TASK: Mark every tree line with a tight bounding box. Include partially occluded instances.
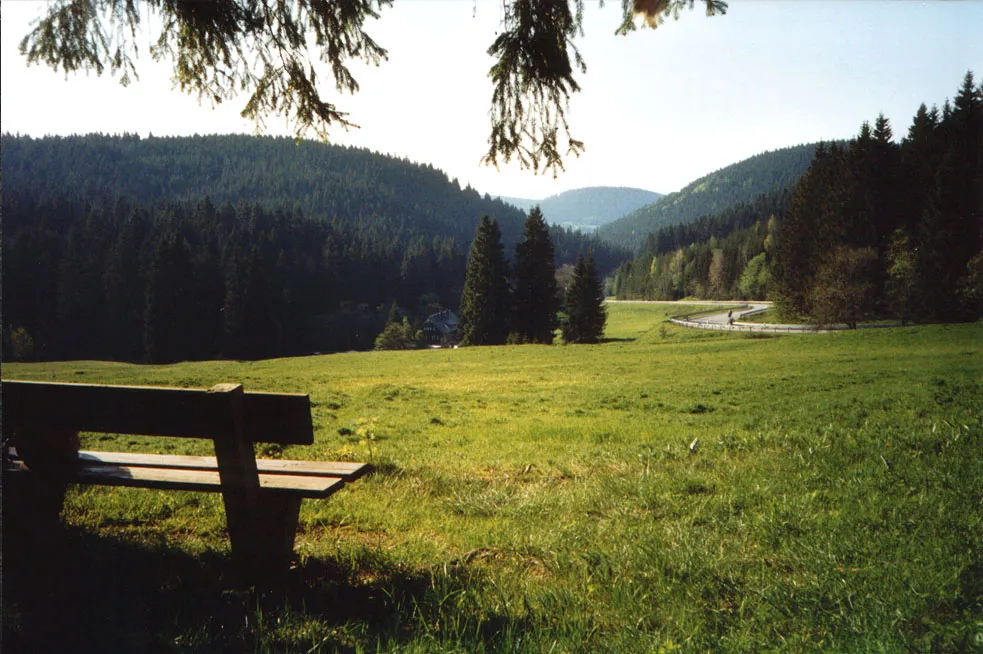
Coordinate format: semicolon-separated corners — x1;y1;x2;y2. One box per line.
459;209;605;346
772;72;982;325
2;195;458;361
597;143;816;252
613;72;982;326
612;191;784;301
2;192;617;363
378;208;607;349
0;133;627;274
2;134;628;363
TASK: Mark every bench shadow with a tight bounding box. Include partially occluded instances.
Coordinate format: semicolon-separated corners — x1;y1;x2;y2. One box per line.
3;518;529;653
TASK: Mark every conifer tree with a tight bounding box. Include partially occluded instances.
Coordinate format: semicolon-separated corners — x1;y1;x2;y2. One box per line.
914;71;983;321
562;251;606;343
144;232;195;363
873;113;893;143
906;104;938;149
223;245;277;359
772;143;841;314
459;216;511;346
513;206;559;343
56;217;112;358
103;212;149;361
774;72;981;324
901;103;940;235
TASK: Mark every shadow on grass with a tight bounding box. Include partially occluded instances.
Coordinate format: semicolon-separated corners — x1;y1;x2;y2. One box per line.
3;510;527;653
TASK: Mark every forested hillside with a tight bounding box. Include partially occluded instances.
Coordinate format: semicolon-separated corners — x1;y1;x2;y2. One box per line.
615;73;982;326
499;187;663;231
1;134;624;266
1;134;510;248
613;191;786;300
772;73;982;325
597;144;819;251
2;134;627;362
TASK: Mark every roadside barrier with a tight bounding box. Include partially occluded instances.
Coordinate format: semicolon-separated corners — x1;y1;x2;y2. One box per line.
668;315;903;334
667;317;830;334
673;304;750;322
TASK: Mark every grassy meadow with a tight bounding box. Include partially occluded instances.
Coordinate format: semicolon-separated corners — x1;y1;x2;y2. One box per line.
3;303;982;652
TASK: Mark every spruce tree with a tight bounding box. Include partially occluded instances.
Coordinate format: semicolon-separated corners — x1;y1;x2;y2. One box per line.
562;251;606;344
872;113;893;143
915;71;983;321
906;104;937;147
459;216;510;346
901;103;940;236
223;245;277;359
104;214;149;361
772;143;841;314
144;232;195;363
513;206;559;344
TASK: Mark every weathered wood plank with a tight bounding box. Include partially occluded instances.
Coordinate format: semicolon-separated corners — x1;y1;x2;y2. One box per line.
208;384;263;576
254;494;303;585
1;380;313;445
4;459;346;498
74;464;345;498
77;451;370;480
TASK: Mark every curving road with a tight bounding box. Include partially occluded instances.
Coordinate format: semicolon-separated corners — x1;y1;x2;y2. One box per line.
661;301;897;334
607;300;853;334
666;302;829;334
686;302;772;327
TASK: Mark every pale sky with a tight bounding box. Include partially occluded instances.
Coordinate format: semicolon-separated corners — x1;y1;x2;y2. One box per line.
2;1;981;199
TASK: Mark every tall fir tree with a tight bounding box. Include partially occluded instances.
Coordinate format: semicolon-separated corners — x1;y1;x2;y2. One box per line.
914;72;983;321
562;251;606;344
901;103;940;235
56;216;112;358
775;72;982;324
103;211;150;361
223;245;278;359
459;216;511;346
143;232;195;364
872;113;893;143
772;143;844;314
513;206;560;344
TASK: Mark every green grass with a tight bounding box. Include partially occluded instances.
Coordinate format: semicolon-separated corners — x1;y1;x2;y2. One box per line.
742;309;905;328
740;308;781;323
4;304;982;652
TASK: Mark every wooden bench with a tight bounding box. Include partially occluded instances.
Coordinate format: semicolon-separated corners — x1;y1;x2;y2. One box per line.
1;379;369;586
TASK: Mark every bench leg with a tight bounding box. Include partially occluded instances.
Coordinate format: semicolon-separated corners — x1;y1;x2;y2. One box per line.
259;493;303;574
228;493;302;587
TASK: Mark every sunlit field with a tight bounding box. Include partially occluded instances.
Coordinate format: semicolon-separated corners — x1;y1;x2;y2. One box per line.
4;303;981;652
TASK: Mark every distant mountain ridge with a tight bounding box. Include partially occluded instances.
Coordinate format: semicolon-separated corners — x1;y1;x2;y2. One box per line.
1;133;627;272
497;186;663;232
1;132;523;247
597;144;824;251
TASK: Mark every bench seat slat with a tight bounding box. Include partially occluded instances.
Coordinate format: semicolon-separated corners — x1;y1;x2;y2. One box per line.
75;463;346;498
4;460;345;498
78;451;370;481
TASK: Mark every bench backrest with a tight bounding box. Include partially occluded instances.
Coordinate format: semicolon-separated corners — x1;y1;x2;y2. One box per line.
1;380;314;445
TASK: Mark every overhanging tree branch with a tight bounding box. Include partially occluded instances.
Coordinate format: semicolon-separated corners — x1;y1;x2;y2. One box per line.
18;0;726;169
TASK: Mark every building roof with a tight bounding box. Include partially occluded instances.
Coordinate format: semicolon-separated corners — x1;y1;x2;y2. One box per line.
424;310;458;335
